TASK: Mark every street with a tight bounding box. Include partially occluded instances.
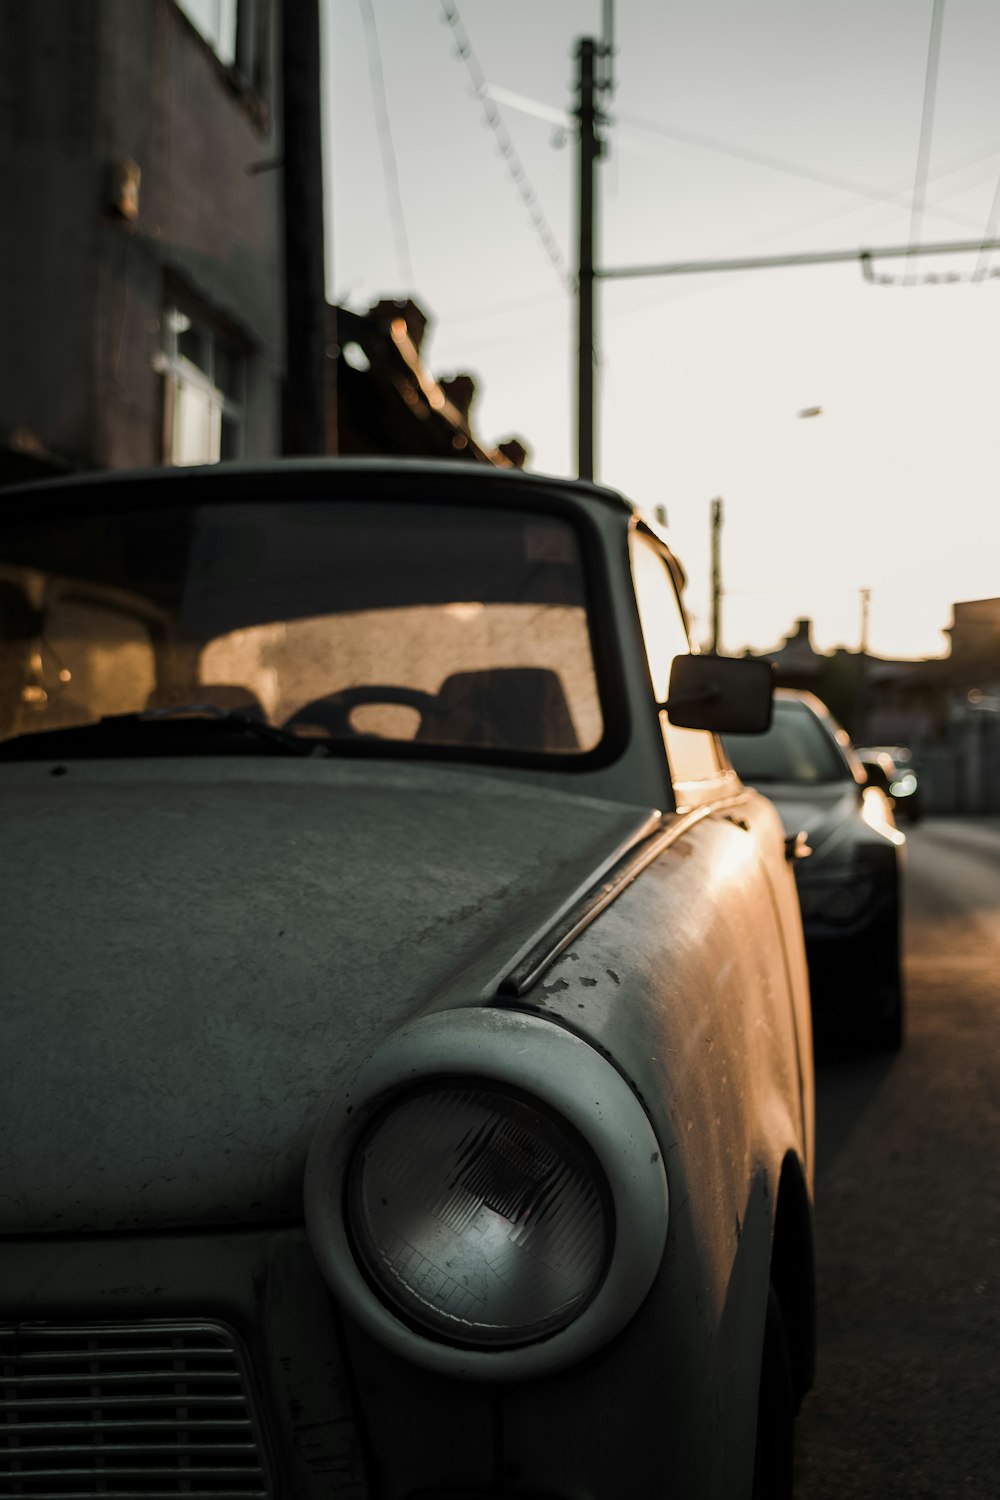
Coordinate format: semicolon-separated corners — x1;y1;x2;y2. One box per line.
796;818;1000;1498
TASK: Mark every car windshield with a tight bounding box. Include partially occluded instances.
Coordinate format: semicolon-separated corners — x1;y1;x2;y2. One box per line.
0;496;605;760
724;699;852;786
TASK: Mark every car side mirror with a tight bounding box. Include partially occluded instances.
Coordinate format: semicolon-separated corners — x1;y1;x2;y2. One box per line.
663;655;774;734
860;757;892;795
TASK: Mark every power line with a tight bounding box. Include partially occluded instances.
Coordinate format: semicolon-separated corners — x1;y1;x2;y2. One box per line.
358;0;413;287
439;1;571;289
619;109;939;220
498;83;1000;240
617;105;984;236
599;233;1000;283
906;0;946;276
871;201;1000;286
597;139;1000;320
431;306;572;361
443;290;568;326
971;172;1000;280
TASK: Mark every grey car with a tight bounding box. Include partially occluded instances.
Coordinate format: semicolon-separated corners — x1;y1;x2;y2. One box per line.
724;689;906;1051
1;459;814;1499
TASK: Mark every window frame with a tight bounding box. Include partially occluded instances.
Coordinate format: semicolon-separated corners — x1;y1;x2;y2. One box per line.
172;0;273;125
161;304;247;468
0;488;632;775
628;522;732;804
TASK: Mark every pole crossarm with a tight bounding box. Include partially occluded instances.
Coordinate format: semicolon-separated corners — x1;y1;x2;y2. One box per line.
598;236;1000;281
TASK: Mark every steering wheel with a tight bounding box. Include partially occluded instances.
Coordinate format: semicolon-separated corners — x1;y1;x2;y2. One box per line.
283;685;436;739
284;682;500;746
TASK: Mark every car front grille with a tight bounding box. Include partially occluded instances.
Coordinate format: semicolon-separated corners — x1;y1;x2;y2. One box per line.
0;1320;273;1497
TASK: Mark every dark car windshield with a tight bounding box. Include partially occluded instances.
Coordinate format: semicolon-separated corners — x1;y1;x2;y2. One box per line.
724;699;852;786
0;497;605;760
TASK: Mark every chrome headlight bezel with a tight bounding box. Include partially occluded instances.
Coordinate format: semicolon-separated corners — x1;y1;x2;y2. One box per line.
346;1077;614;1349
304;1007;669;1382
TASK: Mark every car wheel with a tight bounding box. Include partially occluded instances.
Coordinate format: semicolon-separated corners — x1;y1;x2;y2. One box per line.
752;1285;795;1500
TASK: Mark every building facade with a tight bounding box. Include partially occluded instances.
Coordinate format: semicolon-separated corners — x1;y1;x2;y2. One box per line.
0;0;284;483
751;604;1000;813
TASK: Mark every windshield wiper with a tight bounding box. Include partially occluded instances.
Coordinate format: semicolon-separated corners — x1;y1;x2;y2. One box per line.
139;705;329;756
0;706;332;760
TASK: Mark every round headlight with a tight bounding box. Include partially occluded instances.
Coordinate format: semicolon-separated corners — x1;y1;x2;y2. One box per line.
347;1084;610;1348
305;1007;669;1380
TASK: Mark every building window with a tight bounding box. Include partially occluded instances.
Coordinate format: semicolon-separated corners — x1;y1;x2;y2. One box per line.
161;306;245;467
174;0;238;65
174;0;270;95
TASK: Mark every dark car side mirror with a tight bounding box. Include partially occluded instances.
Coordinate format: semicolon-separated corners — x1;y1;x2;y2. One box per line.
663;655;774;735
859;756;892;795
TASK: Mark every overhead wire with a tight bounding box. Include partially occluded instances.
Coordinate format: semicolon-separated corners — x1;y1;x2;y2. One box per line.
905;0;946;278
617;104;982;235
439;1;571;290
358;0;414;288
490;82;1000;256
440;127;1000;336
434;8;1000;332
443;291;569;326
971;172;1000;280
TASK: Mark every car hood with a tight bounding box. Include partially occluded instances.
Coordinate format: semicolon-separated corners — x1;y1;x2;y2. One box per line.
748;780;861;861
0;757;655;1235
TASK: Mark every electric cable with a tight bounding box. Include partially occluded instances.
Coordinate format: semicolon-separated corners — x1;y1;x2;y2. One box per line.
444;291;569;326
619;109;925;207
358;0;414;288
439;1;571;289
906;0;946;277
971;171;1000;280
617;104;982;235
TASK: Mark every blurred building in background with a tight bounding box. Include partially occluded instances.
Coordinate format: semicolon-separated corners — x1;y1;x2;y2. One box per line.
0;0;285;483
0;4;527;484
327;297;529;468
750;600;1000;813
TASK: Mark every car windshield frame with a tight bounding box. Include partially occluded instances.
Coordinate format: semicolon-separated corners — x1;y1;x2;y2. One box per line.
0;469;631;772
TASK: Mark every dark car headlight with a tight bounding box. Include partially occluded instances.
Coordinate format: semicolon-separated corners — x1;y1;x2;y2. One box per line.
347;1083;610;1348
305;1008;668;1381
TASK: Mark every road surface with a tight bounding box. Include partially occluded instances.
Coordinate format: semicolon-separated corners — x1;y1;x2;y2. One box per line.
796;817;1000;1498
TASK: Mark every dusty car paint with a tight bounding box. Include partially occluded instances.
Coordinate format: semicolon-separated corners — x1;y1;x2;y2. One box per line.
1;757;656;1234
0;459;814;1500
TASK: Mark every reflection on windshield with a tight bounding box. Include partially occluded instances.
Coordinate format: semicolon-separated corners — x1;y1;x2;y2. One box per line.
0;499;604;759
724;701;851;785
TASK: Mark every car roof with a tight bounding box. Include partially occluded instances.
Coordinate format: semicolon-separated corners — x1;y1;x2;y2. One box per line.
0;456;638;517
773;687;831;717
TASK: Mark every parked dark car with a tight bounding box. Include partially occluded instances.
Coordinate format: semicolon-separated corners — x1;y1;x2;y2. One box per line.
724;688;906;1051
856;744;924;823
0;459;815;1500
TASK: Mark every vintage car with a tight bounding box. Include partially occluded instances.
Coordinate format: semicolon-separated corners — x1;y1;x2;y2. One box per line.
0;459;815;1500
724;689;906;1052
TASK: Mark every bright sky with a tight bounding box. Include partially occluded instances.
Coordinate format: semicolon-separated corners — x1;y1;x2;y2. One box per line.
323;0;1000;659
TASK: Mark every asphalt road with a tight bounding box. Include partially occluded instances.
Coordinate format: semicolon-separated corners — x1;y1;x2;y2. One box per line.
795;817;1000;1499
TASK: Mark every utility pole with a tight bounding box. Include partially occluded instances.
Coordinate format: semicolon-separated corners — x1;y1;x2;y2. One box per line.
574;9;613;480
281;0;328;455
859;588;871;654
710;498;723;653
575;37;598;481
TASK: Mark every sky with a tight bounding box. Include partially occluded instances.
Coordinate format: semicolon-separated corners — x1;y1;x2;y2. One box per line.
322;0;1000;659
